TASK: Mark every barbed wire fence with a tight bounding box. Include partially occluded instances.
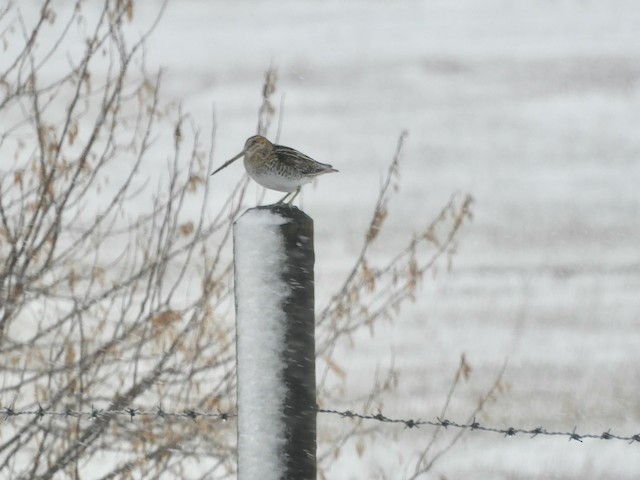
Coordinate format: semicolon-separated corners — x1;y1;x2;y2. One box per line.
2;404;639;444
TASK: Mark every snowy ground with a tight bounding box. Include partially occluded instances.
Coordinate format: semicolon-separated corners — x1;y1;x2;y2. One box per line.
11;0;640;478
137;1;640;478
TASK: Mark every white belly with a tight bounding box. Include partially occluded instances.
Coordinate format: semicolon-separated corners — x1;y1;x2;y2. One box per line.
244;160;310;192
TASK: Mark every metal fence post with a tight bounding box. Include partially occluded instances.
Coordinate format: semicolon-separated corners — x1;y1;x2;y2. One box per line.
233;204;316;480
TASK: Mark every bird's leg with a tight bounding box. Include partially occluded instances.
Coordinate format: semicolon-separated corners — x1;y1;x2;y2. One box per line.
286;187;301;205
277;191;293;204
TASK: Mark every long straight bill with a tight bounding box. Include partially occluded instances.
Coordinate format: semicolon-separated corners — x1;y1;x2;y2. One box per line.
211;151;245;176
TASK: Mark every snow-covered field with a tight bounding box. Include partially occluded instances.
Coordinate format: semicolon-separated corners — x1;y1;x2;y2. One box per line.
137;1;640;478
8;0;640;478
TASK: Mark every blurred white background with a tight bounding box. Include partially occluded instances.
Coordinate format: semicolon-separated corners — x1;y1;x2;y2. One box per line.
143;1;640;478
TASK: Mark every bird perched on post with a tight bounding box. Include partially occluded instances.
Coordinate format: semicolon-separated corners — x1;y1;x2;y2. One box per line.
210;135;338;204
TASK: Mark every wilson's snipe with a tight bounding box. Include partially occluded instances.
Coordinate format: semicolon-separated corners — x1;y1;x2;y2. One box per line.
210;135;337;204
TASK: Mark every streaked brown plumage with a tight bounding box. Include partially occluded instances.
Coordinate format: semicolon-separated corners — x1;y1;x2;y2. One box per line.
211;135;337;204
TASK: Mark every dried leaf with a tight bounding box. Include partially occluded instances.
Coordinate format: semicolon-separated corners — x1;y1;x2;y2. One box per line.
68;268;78;291
366;207;387;243
407;253;420;296
324;356;347;380
187;175;204;192
93;266;106;286
82;71;91;93
46;181;55;200
14;169;24;187
424;226;439;246
65;344;76;366
461;354;472;381
262;68;277;98
9;284;23;302
151;310;182;329
361;261;375;292
68;122;78;145
179;222;194;236
333;446;341;460
43;8;56;24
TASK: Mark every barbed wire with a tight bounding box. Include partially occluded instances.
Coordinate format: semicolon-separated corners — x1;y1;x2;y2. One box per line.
318;408;640;444
0;404;234;423
2;404;639;444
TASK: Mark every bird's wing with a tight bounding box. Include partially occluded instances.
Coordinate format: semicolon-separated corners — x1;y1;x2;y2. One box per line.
273;145;335;175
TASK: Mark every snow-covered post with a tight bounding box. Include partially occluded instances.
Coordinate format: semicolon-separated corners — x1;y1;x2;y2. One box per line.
233;204;316;480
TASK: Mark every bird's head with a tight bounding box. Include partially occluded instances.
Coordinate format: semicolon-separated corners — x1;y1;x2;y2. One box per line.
211;135;273;176
243;135;272;155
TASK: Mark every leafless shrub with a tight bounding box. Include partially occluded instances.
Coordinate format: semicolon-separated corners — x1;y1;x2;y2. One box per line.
1;2;239;478
0;2;477;479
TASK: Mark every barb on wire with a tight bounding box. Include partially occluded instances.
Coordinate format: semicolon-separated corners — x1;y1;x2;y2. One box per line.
317;408;640;444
